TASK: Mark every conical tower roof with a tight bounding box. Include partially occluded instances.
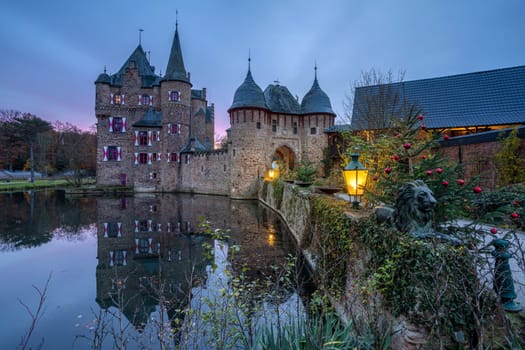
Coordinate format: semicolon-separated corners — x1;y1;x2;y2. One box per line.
301;67;335;115
164;24;189;82
230;64;267;110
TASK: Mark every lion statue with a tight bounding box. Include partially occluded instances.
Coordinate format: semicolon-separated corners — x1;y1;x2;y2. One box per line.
393;180;437;237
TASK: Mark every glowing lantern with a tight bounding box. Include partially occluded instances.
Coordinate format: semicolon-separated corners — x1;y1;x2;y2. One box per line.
343;154;368;208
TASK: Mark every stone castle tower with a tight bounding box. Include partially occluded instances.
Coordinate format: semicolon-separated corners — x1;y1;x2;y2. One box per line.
95;23;214;191
95;24;336;198
228;63;336;197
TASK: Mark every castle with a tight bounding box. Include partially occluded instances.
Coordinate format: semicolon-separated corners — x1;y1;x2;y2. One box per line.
95;24;336;198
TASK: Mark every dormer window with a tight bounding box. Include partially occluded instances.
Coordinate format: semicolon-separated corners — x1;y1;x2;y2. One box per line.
169;90;181;102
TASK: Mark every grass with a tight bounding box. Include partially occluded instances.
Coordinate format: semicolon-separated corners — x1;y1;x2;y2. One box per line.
0;178;95;192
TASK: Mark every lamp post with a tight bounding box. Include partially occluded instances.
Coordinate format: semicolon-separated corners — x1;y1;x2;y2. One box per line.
343;153;368;209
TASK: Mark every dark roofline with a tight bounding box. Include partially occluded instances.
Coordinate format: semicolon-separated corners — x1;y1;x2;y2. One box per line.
356;64;525;91
439;126;525;147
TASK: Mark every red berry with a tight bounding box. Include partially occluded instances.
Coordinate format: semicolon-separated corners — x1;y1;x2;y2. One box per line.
426;170;433;176
373;175;378;181
442;180;449;187
435;167;443;174
392;154;400;161
490;228;497;234
421;124;427;130
417;114;424;121
443;134;450;141
511;212;519;219
457;179;465;186
396;133;402;138
384;167;392;174
403;143;412;150
473;186;482;194
420;155;427;160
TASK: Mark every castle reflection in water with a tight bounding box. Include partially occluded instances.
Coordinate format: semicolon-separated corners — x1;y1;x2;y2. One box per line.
94;193;302;332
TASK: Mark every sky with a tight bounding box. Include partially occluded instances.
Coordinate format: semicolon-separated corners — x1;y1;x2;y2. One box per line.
0;0;524;136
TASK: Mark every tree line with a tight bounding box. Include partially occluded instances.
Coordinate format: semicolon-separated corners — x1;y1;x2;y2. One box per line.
0;109;96;181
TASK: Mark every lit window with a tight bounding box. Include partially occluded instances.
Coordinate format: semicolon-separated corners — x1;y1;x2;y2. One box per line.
169;91;181;102
139;131;148;146
113;94;122;105
310;127;317;135
108;146;119;161
139;153;148;164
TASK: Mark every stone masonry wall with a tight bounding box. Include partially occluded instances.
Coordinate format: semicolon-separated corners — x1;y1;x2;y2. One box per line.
177;150;230;195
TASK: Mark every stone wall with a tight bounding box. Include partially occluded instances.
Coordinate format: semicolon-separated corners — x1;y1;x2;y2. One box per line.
258;181;431;349
177;150;230;195
440;127;525;190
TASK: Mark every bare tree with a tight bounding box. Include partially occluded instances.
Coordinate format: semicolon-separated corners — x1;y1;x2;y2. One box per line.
343;68;406;130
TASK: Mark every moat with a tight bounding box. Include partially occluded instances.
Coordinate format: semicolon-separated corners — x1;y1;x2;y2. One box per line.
0;190;312;349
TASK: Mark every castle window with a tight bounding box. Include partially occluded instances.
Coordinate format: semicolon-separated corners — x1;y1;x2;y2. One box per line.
310;127;317;135
171;153;179;162
170;124;180;134
112;94;122;105
138;220;148;231
140;94;151;106
139;131;148;146
139;239;149;254
256;122;261;129
114;250;126;266
152;153;158;162
169;90;181;102
272;120;277;132
111;117;125;133
139;153;148;164
107;222;120;238
107;146;120;161
293;122;298;134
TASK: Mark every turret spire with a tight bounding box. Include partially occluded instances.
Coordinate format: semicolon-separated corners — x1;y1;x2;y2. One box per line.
164;16;189;82
248;49;251;72
138;28;144;45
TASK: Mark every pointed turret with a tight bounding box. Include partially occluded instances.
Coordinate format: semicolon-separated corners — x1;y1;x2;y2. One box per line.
229;58;267;110
164;23;189;83
301;65;335;115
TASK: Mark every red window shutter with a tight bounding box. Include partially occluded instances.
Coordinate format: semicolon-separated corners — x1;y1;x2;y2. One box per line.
103;222;108;237
103;146;108;161
110;93;114;104
122;117;127;132
167;123;171;134
134;131;139;146
178;124;182;134
148;153;152;165
108;117;113;132
166;153;170;163
156;131;161;142
149;95;153;106
134;152;138;165
121;94;125;105
157;152;161;161
117;146;122;161
148;131;152;146
138;95;142;106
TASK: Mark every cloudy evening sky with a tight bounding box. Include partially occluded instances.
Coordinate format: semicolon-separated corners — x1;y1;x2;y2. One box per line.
0;0;524;136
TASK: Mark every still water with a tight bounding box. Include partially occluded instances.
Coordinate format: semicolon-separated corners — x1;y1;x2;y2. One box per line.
0;190;310;349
